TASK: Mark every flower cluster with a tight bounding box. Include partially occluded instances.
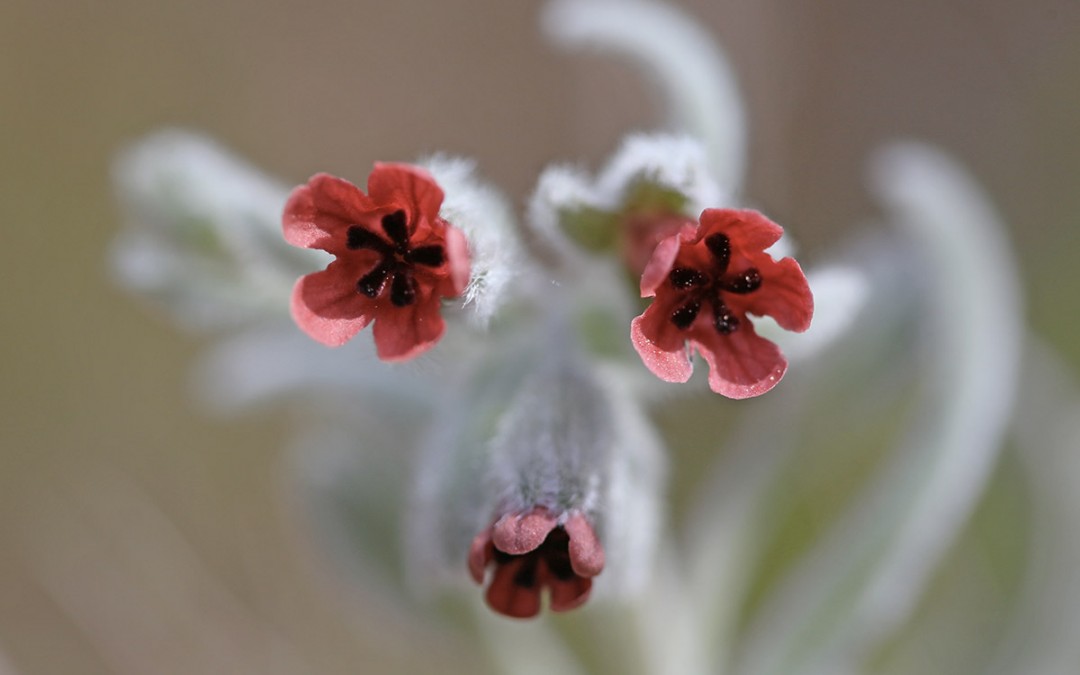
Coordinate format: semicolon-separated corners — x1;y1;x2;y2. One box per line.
110;1;1039;672
284;168;812;399
114;0;823;627
276;150;813;616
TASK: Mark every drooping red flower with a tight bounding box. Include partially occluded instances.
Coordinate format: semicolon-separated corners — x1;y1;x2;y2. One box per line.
468;508;605;619
630;208;813;398
283;164;470;361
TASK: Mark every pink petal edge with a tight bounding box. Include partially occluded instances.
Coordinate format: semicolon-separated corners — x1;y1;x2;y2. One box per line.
695;328;788;399
370;298;446;362
281;184;326;249
468;532;492;584
491;510;558;556
631;314;693;383
444;224;471;296
639;232;682;297
743;256;814;333
563;512;605;577
485;561;542;619
289;271;372;347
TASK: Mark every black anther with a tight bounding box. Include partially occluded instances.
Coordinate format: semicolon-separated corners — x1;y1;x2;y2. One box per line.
356;264;390;297
407;245;445;267
722;268;762;294
669;267;708;289
704;233;731;271
671;300;701;329
389;272;417;307
381;210;409;246
714;304;740;334
346;226;390;252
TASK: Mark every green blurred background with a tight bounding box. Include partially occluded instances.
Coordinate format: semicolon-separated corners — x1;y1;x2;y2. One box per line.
2;0;1078;672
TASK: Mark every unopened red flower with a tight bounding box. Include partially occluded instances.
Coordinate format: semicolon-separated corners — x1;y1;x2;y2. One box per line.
631;208;813;398
283;164;469;361
468;508;605;619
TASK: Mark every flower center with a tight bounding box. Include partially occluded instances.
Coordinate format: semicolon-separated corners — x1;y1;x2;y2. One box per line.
492;527;576;589
667;233;762;334
345;210;446;307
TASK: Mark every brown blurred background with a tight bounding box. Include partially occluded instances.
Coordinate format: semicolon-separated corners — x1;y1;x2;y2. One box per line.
1;0;1078;672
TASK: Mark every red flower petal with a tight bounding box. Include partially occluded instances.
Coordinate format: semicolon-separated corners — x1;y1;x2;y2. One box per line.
370;294;447;362
700;208;783;253
740;255;814;332
548;576;593;613
290;261;378;346
468;532;494;584
281;184;325;249
631;312;693;383
491;509;559;556
282;174;375;251
367;163;444;231
309;173;378;223
693;321;788;398
563;512;605;577
639;228;687;297
485;559;543;619
444;224;471;296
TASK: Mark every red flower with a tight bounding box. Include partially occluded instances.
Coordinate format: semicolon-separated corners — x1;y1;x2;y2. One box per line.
468;508;605;619
283;164;470;361
630;209;813;398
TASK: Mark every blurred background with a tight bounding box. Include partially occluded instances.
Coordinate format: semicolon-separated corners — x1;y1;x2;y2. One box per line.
2;0;1078;673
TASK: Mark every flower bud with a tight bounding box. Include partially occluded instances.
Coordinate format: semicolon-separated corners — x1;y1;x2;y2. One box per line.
407;328;665;617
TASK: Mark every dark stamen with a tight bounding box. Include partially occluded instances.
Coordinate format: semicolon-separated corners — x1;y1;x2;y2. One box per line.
547;557;576;581
346;226;390;252
381;210;409;246
513;557;540;589
389;271;417;307
721;268;762;294
714;303;740;334
406;245;445;267
705;233;731;272
671;300;701;329
356;264;390;298
543;531;576;581
669;267;708;289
